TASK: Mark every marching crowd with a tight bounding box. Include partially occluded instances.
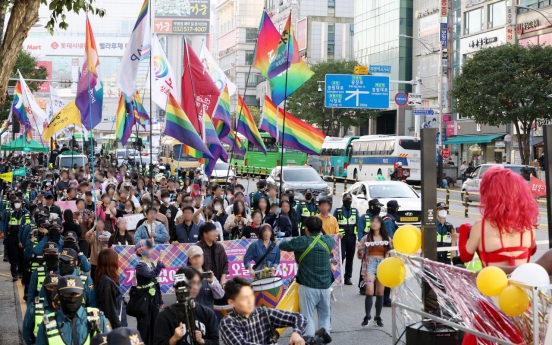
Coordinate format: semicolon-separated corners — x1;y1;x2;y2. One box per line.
0;149;431;345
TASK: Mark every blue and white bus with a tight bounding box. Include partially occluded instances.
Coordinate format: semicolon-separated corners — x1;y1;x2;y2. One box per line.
347;135;421;182
316;136;359;177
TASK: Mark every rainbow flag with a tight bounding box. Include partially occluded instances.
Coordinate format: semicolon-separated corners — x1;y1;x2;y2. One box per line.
216;120;246;155
236;95;266;155
12;82;30;128
182;144;207;159
253;12;313;105
132;91;150;128
261;96;325;155
25;125;33;143
164;93;213;159
0;117;10;136
203;111;228;177
115;93;135;145
212;83;232;139
267;15;295;79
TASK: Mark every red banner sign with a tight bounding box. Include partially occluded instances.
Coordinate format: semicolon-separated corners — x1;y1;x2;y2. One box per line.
530;176;546;198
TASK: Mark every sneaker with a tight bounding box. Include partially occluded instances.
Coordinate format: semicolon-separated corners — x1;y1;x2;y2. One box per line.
344;279;353;285
374;317;384;327
361;316;371;326
383;302;392;308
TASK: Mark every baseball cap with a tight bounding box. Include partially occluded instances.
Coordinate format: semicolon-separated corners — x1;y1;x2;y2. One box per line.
39;219;52;228
192;184;200;190
43;242;59;254
91;334;108;345
369;199;384;207
191;191;202;198
436;202;448;210
187;245;204;259
229;176;236;181
44;274;61;288
342;192;353;200
57;275;84;295
44;192;54;199
30;181;37;187
59;248;78;262
64;231;78;242
107;327;144;345
387;200;400;208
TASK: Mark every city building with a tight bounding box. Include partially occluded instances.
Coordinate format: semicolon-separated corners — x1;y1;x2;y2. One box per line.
353;0;414;136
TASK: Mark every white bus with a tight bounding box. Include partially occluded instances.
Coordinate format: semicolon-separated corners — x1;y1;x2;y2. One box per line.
347;135;421;183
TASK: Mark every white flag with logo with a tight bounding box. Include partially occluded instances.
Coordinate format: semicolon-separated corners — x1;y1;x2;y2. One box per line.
49;85;66;115
199;42;237;96
146;34;177;110
116;0;151;97
18;70;46;130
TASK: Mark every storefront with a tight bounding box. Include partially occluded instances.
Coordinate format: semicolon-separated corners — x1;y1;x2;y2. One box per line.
444;133;506;166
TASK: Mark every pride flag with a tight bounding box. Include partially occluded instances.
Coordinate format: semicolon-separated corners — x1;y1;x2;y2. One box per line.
216;120;246;155
12;82;30;128
115;93;136;145
25;126;33;143
132;91;150;128
0;117;10;136
164;93;213;159
76;17;104;131
267;15;294;79
236;95;266;155
203;111;228;177
261;96;325;155
253;12;313;105
212;83;232;139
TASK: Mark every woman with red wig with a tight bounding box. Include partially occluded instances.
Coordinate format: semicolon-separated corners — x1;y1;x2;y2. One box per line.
459;166;539;345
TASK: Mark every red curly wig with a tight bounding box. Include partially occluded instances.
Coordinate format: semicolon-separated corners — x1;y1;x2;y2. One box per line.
480;166;539;234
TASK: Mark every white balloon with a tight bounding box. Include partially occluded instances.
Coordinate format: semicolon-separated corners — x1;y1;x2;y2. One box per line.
510;263;549;288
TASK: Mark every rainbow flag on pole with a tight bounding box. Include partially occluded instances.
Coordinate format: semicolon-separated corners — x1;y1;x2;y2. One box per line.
261;96;325;155
212;83;232;139
12;82;30;128
203;111;228;177
115;93;136;145
132;91;150;128
164;93;213;159
0;117;10;136
236;95;266;155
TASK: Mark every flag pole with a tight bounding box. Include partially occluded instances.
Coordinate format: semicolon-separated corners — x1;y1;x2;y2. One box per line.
149;0;154;202
278;18;291;199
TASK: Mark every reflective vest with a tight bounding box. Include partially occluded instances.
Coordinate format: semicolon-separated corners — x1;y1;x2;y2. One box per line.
43;308;101;345
25;190;31;200
336;208;358;236
33;298;46;336
36;267;47;293
465;253;482;272
8;212;24;234
437;223;453;259
299;202;318;229
364;216;371;234
28;232;43;276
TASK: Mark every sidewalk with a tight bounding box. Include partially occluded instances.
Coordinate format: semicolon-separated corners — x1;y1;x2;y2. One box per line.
0;243;24;344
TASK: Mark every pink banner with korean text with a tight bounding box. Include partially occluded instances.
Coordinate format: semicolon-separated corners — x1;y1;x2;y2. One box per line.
113;236;343;296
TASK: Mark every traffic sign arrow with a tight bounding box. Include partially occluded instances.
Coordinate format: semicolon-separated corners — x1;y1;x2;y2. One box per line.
344;90;371;106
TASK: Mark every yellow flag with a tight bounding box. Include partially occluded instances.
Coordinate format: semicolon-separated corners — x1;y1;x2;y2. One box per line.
42;101;83;142
0;172;13;183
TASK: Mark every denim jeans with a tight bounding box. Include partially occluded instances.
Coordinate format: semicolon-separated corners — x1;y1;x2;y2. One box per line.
299;284;331;337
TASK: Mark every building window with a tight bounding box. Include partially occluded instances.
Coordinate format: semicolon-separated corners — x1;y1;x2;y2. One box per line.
327;43;335;60
327;24;335;44
246;28;258;43
121;21;133;33
464;8;483;35
488;1;506;29
328;1;335;8
245;50;255;65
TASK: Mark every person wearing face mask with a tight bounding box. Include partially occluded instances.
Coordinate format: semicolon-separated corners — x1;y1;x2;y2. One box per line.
53;248;96;306
436;202;457;265
356;199;383;295
34;275;110;345
2;197;28;281
333;193;362;286
22;274;60;345
296;189;319;236
62;230;92;274
109;218;135;247
159;190;178;235
27;242;59;305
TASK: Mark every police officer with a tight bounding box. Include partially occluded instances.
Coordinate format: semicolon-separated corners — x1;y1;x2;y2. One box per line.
436;202;457;265
357;199;383;295
382;200;399;238
53;248;96;307
296;189;319;236
28;242;59;305
22;274;60;345
333;192;362;285
21;211;42;300
35;275;110;345
249;179;268;210
3;197;29;281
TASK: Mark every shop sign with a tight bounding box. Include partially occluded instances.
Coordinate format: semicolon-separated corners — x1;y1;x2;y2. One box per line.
417;6;440;18
441;0;448;16
495;141;505;148
506;26;515;44
465;0;489;8
468;37;497;48
516;19;539;35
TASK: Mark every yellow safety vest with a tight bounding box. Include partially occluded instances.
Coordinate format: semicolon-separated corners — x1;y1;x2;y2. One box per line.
43;308;101;345
336;208;358;236
33;298;46;336
299;202;318;229
364;216;371;233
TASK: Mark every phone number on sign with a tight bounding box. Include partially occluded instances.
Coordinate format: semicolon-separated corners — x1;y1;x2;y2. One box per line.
172;21;209;33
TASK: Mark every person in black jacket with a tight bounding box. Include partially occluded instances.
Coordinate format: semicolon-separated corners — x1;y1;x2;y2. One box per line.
153;266;219;345
62;209;82;238
96;248;127;329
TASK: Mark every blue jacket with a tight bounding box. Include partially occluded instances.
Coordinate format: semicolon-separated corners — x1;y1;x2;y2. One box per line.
1;208;29;236
22;298;54;345
134;221;169;244
35;306;109;345
32;236;91;272
244;240;280;270
357;213;375;241
28;268;96;307
333;207;363;236
383;213;397;238
20;222;35;255
266;214;292;238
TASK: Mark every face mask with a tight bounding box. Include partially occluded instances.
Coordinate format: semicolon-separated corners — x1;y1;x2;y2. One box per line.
49;229;61;243
305;193;312;201
438;210;448;218
125;208;133;213
44;255;58;269
343;200;352;208
59;262;75;276
163;198;170;204
214;205;221;211
14;203;21;209
275;208;281;215
60;295;83;317
45;288;55;308
372;207;381;215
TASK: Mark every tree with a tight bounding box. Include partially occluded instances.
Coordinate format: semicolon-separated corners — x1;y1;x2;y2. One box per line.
286;60;379;135
0;49;48;121
231;105;262;128
0;0;104;109
451;44;552;165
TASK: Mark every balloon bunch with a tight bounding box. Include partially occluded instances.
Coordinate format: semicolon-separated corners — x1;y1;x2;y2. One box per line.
377;225;421;288
476;263;549;316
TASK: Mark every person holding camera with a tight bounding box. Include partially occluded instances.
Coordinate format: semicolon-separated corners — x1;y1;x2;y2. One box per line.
220;277;306;345
186;245;225;310
153;266;219;345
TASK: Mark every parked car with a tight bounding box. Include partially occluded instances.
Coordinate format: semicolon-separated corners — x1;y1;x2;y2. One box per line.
461;164;537;201
346;180;421;226
55;154;88;170
208;160;236;185
115;149;138;166
267;166;331;202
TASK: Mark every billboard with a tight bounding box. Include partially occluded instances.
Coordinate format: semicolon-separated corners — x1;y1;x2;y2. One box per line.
36;61;52;93
418;14;439;38
154;0;210;34
297;18;308;51
23;36;129;57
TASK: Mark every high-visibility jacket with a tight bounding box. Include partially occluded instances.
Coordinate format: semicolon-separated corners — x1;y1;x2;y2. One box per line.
42;308;105;345
336;208;358;236
465;253;482;272
299;201;318;229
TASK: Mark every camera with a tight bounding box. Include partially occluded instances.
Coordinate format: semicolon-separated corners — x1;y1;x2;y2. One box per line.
201;272;211;279
174;273;191;305
307;328;332;345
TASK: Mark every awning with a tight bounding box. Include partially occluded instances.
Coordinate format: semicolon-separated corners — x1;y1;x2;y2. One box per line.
444;134;504;145
532;137;543;146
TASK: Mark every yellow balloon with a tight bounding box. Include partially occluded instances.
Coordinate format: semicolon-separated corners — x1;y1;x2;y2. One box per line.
393;225;421;255
476;267;508;297
377;257;406;288
498;285;529;317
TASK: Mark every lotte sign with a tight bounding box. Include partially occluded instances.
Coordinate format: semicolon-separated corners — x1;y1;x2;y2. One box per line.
441;148;451;159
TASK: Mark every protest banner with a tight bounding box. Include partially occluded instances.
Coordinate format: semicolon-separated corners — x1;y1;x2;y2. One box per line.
123;213;144;230
113;235;343;296
55;200;77;213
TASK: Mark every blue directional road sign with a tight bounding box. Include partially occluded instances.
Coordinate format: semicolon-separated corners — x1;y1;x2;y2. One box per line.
325;74;390;109
413;109;435;116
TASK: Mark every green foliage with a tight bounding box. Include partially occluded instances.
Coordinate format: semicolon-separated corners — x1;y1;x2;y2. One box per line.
0;50;48;121
286;60;379;135
451;44;552;164
41;0;105;34
231;106;262;128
